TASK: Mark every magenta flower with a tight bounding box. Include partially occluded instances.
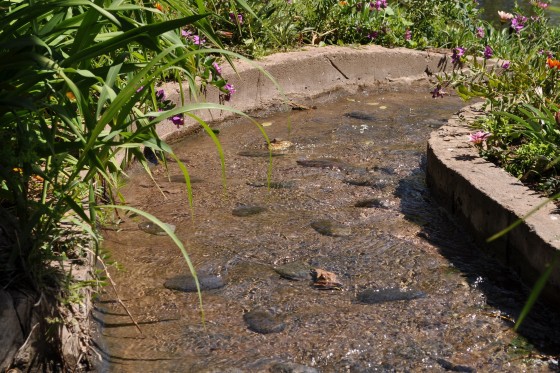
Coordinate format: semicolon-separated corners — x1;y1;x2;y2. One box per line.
181;29;192;38
136;86;144;93
430;85;446;99
452;47;465;65
229;12;243;24
404;29;411;41
171;114;184;127
476;27;485;38
212;62;222;75
225;83;236;95
501;60;511;69
511;15;527;33
370;0;387;10
192;35;205;45
156;89;166;101
483;45;493;59
468;131;491;145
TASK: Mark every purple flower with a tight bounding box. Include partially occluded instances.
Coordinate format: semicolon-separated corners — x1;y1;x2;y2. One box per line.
430;85;446;99
468;131;491;145
452;47;465;65
229;12;243;24
181;29;192;38
404;29;411;41
483;45;493;59
476;27;485;38
136;86;144;93
511;15;527;33
212;62;222;75
171;114;184;127
501;60;511;69
156;89;166;101
370;0;387;10
225;83;236;95
192;35;205;45
367;31;379;40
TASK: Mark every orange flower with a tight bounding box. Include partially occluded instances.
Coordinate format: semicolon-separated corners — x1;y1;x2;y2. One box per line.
154;2;163;11
547;58;560;69
339;1;348;5
65;91;76;101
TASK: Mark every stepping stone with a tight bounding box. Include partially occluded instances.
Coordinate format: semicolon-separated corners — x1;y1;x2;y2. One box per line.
310;219;351;237
164;274;224;292
357;287;425;304
243;308;285;334
232;205;267;217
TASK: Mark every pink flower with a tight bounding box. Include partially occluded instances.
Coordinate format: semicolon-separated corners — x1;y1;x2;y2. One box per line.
192;35;205;45
501;60;511;69
468;131;491;144
498;11;514;22
404;29;411;41
476;27;485;38
212;62;222;75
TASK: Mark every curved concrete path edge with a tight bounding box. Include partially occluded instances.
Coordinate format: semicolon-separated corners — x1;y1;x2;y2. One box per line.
158;44;560;305
426;103;560;306
157;45;451;141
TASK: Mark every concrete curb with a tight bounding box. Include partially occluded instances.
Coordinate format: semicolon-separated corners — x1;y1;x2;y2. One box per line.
426;103;560;306
157;45;451;141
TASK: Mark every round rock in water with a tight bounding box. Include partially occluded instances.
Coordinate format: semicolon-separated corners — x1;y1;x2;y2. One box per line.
270;361;320;373
274;261;313;281
243;308;285;334
138;221;176;236
357;287;425;304
164;274;224;292
354;198;389;209
232;205;267;217
310;219;352;237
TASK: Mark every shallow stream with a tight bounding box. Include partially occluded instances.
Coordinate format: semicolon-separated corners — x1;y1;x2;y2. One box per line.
94;84;560;372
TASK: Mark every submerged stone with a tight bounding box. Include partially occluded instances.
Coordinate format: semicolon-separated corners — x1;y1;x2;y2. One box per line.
232;205;267;217
354;198;389;209
268;138;294;151
247;180;295;189
344;111;376;121
138;221;176;236
270;361;320;373
274;261;313;281
357;287;425;304
243;308;285;334
238;150;285;158
297;158;359;173
310;219;352;237
164;274;224;292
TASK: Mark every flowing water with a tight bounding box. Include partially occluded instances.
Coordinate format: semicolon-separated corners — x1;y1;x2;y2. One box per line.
94;84;560;372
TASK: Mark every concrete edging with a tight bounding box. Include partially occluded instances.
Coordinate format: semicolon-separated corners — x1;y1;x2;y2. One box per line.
426;103;560;306
157;45;451;141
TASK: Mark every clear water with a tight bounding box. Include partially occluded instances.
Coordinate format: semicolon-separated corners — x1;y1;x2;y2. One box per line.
93;84;560;372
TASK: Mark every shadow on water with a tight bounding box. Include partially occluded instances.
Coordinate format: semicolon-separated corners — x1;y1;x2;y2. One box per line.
396;159;560;358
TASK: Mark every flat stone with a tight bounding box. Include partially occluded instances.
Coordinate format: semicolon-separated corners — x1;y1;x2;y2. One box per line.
274;262;312;281
243;308;285;334
354;198;390;209
357;287;425;304
344;111;376;121
247;180;295;189
270;361;320;373
310;219;352;237
232;205;267;217
238;150;285;157
138;221;176;236
164;274;224;292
